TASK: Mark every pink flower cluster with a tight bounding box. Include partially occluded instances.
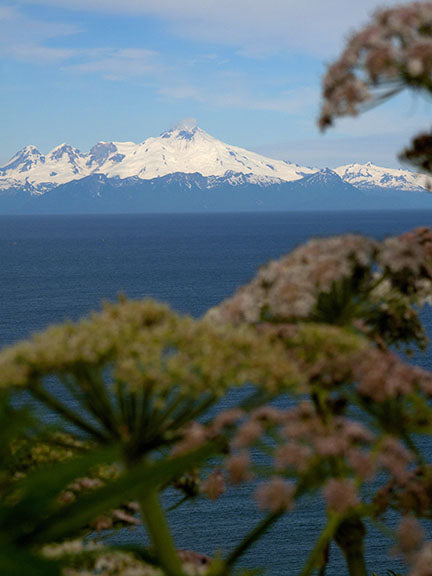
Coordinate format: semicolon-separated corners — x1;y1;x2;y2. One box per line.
207;228;432;354
182;226;432;569
375;462;432;518
378;227;432;295
206;234;376;324
319;2;432;129
354;348;432;403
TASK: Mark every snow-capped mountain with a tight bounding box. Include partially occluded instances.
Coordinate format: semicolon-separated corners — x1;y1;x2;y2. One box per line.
0;144;89;192
0;122;316;193
297;167;343;188
334;161;430;192
1;123;431;214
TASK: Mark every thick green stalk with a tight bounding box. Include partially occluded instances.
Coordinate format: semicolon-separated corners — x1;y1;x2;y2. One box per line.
343;547;367;576
300;513;341;576
334;517;367;576
138;488;184;576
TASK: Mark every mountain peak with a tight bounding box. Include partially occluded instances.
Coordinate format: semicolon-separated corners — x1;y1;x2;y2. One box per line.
334;162;428;192
302;168;343;186
0;145;42;174
160;119;203;142
87;142;118;168
49;143;80;154
11;145;42;161
21;145;41;155
320;167;337;175
3;126;427;195
174;117;198;131
51;142;67;150
160;126;199;141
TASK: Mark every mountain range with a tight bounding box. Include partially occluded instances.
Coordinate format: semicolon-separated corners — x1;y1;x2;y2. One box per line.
1;122;431;213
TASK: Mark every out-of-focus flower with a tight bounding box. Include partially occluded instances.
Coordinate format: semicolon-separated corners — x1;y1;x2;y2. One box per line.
397;515;424;557
225;451;253;485
319;2;432;176
255;477;295;513
201;470;226;500
409;541;432;576
206;235;375;325
319;3;432;130
323;478;359;514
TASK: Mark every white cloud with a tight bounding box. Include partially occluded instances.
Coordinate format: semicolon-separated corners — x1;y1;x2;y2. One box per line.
0;4;79;63
214;89;317;114
159;76;318;114
67;49;160;80
327;98;431;139
0;6;161;77
255;118;431;169
254;135;402;170
18;0;397;56
1;4;78;40
9;43;76;62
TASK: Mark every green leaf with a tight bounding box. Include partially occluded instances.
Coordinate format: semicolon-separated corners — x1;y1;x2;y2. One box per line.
33;440;221;544
7;445;119;531
0;546;61;576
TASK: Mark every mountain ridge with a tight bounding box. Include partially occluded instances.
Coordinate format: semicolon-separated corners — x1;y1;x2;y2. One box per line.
0;124;316;192
1;124;431;214
1;124;429;195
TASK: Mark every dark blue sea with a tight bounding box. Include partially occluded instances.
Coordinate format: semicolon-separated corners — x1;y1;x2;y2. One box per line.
1;211;432;575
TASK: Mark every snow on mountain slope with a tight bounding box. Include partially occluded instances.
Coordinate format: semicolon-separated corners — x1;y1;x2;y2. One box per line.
297;167;344;187
0;143;90;192
94;125;315;182
2;124;429;196
334;162;429;192
0;123;315;193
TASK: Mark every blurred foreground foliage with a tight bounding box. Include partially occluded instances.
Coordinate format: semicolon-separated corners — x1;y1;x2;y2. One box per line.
319;1;432;182
1;227;432;576
2;2;432;575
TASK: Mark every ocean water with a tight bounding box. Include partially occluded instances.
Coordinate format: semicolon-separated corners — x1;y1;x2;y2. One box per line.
1;210;432;575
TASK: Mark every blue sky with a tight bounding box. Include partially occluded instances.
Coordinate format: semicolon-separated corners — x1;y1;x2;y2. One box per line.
1;0;430;168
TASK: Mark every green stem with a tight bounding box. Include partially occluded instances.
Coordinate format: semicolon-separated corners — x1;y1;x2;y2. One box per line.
318;543;330;576
226;511;282;568
334;517;367;576
138;488;184;576
167;494;189;512
401;430;425;465
31;381;109;443
300;513;341;576
344;548;367;576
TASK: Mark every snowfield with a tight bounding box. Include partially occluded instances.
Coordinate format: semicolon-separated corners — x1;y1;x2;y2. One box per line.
0;123;428;194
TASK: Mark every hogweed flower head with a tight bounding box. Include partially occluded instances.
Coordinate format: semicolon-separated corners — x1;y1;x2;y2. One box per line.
323;478;359;514
206;229;432;353
226;451;253;485
200;470;226;501
206;235;376;325
409;542;432;576
397;515;425;558
255;477;295;513
319;2;432;177
319;3;432;130
0;298;302;463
